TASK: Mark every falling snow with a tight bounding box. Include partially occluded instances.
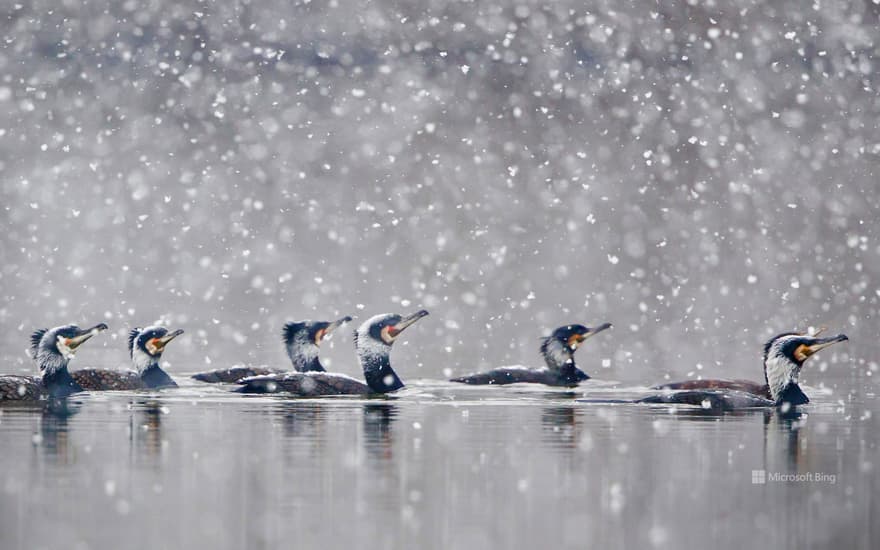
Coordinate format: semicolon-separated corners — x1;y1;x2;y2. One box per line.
0;2;878;546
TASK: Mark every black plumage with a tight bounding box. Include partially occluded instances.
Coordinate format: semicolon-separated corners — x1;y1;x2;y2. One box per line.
451;323;611;387
1;323;107;401
72;326;182;391
192;316;351;384
237;311;428;396
642;332;848;411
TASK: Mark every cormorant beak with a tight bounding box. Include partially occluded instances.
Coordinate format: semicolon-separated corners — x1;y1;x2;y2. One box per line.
66;323;109;350
316;316;353;345
152;329;184;351
794;334;848;362
586;322;612;338
573;322;612;346
388;309;429;339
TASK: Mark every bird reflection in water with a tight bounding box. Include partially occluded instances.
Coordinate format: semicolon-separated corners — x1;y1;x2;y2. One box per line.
362;403;397;462
38;399;81;464
277;402;331;461
540;406;581;449
278;403;326;441
763;408;809;475
656;403;815;479
129;400;168;465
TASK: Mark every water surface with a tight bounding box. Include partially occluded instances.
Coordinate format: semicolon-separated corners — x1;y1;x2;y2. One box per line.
1;377;876;549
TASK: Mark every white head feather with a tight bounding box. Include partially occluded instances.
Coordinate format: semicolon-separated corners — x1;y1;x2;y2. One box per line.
355;313;394;369
763;334;803;402
130;325;166;375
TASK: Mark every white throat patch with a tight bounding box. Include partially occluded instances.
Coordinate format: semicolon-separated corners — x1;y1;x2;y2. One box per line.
764;336;802;402
355;314;394;371
132;346;160;374
541;337;573;370
286;330;319;371
56;335;76;359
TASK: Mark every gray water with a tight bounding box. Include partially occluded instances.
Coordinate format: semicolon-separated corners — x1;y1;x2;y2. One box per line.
1;374;877;550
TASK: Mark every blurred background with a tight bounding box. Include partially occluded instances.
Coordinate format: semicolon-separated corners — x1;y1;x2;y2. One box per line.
1;0;877;388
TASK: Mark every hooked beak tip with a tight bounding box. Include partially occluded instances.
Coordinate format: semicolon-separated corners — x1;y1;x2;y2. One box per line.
335;316;354;327
584;322;612;338
68;324;107;349
156;329;184;347
324;316;353;337
389;309;429;336
818;333;848;345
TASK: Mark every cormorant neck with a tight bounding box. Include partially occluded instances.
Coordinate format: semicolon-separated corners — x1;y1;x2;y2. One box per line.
286;340;324;373
554;360;586;384
291;351;325;373
541;337;576;372
37;350;69;378
359;344;404;393
141;365;177;389
42;366;83;398
764;353;803;403
133;349;161;375
776;383;809;407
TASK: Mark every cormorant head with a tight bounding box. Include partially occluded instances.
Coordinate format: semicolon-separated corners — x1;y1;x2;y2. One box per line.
282;316;352;371
355;310;430;350
283;316;352;349
129;326;184;373
540;322;612;370
763;331;848;402
30;323;109;375
355;310;428;392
